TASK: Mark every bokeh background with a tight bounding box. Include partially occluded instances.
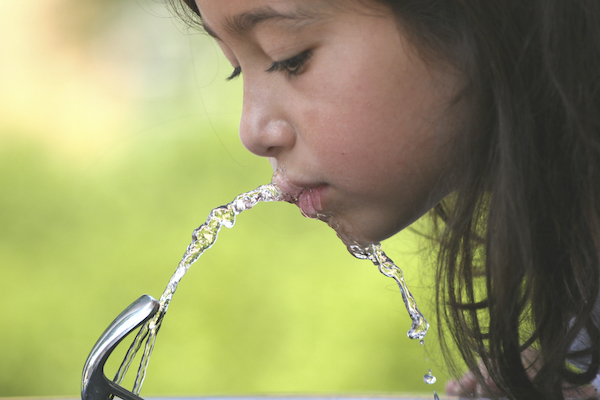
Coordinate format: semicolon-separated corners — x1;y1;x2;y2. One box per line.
0;0;450;397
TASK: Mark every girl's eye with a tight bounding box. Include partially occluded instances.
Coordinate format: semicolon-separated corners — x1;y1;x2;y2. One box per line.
266;50;312;77
226;66;242;81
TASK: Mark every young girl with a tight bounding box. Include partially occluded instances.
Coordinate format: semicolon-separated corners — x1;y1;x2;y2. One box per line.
166;1;600;399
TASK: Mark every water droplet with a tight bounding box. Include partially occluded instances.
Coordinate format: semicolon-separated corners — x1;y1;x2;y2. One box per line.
420;339;425;345
433;390;440;400
424;369;437;384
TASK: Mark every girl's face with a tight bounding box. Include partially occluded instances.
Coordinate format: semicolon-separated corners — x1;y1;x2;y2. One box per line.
195;0;464;247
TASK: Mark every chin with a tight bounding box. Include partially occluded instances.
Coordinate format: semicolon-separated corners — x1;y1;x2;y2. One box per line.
323;211;405;249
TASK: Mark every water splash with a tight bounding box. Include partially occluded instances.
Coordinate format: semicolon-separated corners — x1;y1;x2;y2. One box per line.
348;239;432;394
273;167;428;339
113;184;283;394
433;390;440;400
423;368;437;384
347;242;429;340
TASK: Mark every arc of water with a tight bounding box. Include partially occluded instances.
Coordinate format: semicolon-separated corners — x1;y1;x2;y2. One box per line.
113;184;284;395
111;182;430;396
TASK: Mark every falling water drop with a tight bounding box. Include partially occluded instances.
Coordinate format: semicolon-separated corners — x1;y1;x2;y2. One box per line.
420;339;425;345
424;369;437;384
347;243;429;340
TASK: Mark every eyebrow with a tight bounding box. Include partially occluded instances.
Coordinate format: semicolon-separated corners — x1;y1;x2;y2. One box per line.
201;6;323;40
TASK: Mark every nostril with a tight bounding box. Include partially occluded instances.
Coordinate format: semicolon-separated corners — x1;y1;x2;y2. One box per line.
265;146;280;157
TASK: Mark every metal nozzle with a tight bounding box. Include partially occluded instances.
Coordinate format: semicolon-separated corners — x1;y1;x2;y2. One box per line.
82;295;160;400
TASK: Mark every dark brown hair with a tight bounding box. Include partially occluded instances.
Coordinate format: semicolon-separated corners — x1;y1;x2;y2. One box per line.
167;1;600;399
390;1;600;399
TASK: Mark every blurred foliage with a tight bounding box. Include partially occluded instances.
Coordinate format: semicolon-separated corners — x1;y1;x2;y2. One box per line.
0;0;450;397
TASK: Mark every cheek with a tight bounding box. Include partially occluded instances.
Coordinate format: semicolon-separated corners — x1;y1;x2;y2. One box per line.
292;28;456;185
300;53;411;144
300;80;418;178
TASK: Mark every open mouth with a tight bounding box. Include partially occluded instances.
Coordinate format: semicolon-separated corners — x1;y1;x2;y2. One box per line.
296;186;325;218
271;168;325;218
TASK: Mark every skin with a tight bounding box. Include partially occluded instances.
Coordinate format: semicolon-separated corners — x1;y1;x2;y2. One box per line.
194;0;465;249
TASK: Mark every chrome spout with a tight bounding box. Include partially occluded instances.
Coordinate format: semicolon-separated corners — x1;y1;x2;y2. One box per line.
82;295;160;400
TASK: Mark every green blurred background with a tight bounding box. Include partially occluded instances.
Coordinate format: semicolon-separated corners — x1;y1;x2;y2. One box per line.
0;0;448;397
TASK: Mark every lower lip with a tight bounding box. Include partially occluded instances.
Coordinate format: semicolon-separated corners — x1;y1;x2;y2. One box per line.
297;186;326;218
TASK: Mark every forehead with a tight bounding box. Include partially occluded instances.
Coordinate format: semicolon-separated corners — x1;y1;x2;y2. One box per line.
194;0;365;39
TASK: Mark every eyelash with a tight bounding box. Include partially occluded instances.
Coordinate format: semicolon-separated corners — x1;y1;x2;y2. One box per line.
267;50;312;78
225;50;312;81
226;66;241;81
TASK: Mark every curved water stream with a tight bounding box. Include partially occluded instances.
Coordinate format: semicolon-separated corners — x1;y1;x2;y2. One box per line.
112;183;431;396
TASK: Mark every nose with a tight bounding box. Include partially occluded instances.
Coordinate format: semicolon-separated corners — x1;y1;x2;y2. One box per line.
239;79;296;158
